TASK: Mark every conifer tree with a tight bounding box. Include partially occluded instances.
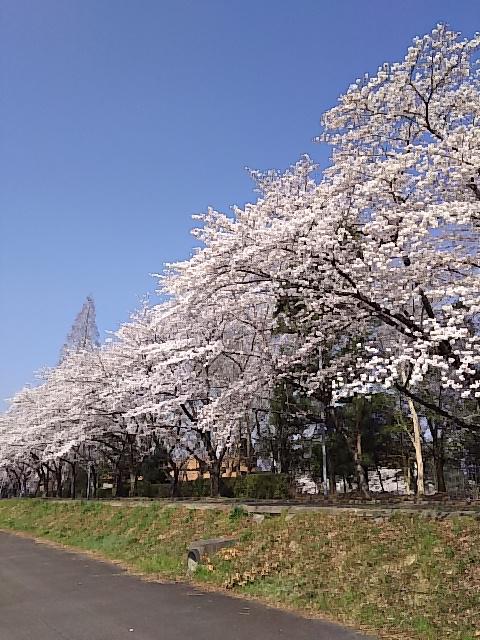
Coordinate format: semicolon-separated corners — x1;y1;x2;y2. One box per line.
59;296;100;362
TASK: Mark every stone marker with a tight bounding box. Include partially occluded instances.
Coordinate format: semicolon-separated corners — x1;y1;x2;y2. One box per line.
252;513;265;524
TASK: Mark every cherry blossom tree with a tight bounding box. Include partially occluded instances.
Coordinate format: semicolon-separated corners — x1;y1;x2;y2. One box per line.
1;25;478;498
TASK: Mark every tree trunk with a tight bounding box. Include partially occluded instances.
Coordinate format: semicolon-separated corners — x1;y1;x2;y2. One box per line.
38;467;47;497
406;397;425;496
115;467;126;497
55;465;63;498
129;472;137;497
279;439;290;475
434;451;447;494
33;477;41;497
405;460;412;495
209;462;221;498
375;463;385;492
354;431;370;498
91;465;98;498
245;428;254;473
21;475;28;497
270;438;278;473
70;462;77;499
44;467;50;497
170;460;180;498
410;461;418;495
328;454;336;496
430;419;447;493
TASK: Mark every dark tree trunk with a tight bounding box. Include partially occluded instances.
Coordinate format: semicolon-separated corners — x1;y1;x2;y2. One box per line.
270;439;278;473
430;419;447;494
10;469;21;497
70;462;77;499
170;462;180;498
201;431;225;498
435;456;447;494
375;463;385;493
55;465;63;498
245;428;255;473
127;434;139;497
278;429;292;475
38;467;47;497
209;461;221;498
44;466;50;497
328;456;336;495
33;476;41;497
114;464;128;497
129;472;138;497
410;462;418;496
91;465;98;498
353;431;370;498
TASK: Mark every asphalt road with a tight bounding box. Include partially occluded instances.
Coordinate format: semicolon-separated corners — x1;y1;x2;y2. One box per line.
0;531;373;640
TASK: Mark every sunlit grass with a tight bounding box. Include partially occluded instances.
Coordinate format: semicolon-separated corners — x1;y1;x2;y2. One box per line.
0;499;478;640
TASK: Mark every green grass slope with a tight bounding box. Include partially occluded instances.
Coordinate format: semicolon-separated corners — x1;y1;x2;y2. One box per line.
0;499;478;640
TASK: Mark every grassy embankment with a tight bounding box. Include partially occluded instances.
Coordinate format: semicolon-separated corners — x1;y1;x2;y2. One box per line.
0;499;478;640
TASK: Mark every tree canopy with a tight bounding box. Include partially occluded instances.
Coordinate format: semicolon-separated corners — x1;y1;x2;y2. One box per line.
1;26;479;499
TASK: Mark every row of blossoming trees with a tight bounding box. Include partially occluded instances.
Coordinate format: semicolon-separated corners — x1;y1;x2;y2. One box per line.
1;25;479;499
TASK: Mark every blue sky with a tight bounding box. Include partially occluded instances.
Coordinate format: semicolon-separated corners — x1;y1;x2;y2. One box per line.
1;0;479;408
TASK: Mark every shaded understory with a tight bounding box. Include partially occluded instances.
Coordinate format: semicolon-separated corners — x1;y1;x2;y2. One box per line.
0;500;478;640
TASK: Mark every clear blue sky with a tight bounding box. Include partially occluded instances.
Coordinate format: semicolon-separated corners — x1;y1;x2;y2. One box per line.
1;0;479;408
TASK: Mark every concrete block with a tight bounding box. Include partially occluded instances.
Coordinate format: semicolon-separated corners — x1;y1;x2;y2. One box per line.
187;537;237;572
252;513;265;524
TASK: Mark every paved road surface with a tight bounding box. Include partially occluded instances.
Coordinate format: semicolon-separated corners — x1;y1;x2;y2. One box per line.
0;531;373;640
